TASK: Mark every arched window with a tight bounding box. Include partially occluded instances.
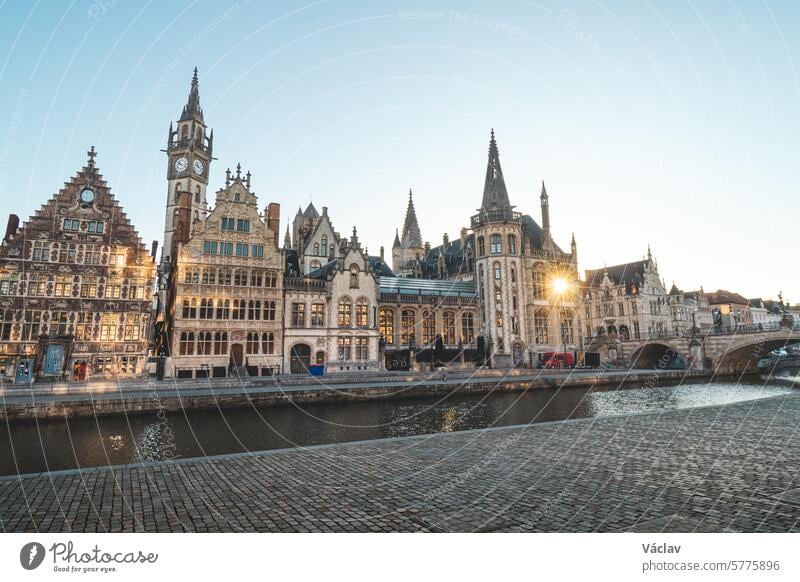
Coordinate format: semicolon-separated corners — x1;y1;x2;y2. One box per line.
216;299;230;319
355;298;369;327
250;270;263;287
422;310;436;345
321;235;328;257
181;125;189;139
490;234;502;254
534;309;550;344
248;300;261;320
511;265;516;283
313;242;320;255
561;309;575;344
507;234;517;254
477;236;485;256
264;300;276;321
265;272;277;288
246;332;259;354
461;313;475;344
179;332;195;356
202;268;216;285
494;262;502;280
310;260;321;271
214;332;228;355
619;325;630;341
401;309;416;345
219;269;232;286
379;307;395;345
232;299;246;320
199;298;213;319
442;311;456;345
182;298;197;319
338;298;352;327
532;268;545;298
184;269;199;284
234;269;248;286
197;332;212;355
262;332;275;355
349;264;360;288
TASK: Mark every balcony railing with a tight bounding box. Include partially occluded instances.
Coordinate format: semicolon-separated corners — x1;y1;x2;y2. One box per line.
167;137;212;155
470;209;522;228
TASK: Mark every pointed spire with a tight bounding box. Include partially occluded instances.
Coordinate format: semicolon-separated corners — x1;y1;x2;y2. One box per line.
480;129;511;213
400;188;422;248
180;67;203;122
236;163;241;179
284;223;291;248
540;180;548;202
393;228;401;248
245;170;251;189
647;244;652;261
225;168;231;187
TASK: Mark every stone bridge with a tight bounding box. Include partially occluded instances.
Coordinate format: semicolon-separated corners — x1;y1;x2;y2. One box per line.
608;325;800;375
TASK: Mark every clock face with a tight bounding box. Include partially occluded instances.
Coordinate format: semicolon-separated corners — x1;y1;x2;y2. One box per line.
80;188;95;203
193;159;204;175
174;157;188;173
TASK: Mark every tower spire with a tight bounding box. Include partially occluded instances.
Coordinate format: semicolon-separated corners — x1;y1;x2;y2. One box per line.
480;129;511;213
400;188;422;248
180;67;203;122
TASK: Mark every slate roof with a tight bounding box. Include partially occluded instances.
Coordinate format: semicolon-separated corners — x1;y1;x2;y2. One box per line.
705;289;750;306
585;260;649;293
379;276;477;298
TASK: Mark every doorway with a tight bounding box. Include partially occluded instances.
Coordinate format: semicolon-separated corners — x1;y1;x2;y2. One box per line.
231;343;244;366
290;344;311;374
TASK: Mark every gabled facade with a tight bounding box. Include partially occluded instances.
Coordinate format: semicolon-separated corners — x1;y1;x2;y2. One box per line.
0;148;156;382
166;168;283;378
583;249;674;356
288;203;340;275
283;227;381;373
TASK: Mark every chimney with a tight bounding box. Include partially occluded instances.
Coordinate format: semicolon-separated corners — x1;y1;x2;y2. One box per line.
379;246;384;261
424;241;431;255
4;214;19;243
266;203;281;247
460;227;467;246
443;232;449;249
322;206;328;217
150;241;159;263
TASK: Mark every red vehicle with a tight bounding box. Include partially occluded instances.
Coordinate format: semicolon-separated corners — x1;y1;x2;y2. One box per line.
540;351;575;369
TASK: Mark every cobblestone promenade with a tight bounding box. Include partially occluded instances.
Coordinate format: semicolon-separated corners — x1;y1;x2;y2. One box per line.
2;393;799;532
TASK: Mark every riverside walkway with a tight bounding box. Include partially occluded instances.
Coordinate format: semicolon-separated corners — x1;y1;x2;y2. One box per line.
1;392;799;532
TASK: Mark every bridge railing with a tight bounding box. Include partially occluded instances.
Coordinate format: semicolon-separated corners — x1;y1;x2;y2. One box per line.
586;321;797;344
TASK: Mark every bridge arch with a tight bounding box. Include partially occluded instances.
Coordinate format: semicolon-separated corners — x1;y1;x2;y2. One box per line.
629;342;687;370
710;334;800;375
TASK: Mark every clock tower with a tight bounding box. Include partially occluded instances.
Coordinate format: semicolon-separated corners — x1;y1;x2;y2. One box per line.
162;67;213;264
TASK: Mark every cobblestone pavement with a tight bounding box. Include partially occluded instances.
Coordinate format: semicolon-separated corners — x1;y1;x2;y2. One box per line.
1;393;799;532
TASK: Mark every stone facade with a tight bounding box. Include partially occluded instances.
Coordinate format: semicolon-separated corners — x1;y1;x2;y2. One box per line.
582;251;674;362
387;131;582;368
165;170;283;378
283;228;381;373
0;148;156;382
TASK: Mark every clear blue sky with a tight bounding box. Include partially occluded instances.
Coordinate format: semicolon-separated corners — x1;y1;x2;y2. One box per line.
0;0;797;301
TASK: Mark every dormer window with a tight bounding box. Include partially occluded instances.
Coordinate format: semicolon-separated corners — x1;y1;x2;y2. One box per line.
234;193;241;202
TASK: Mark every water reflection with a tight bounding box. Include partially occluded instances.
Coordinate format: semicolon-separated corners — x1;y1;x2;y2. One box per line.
0;381;792;475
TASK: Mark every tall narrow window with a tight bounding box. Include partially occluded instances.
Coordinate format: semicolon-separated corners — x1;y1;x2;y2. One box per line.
422;310;436;345
461;313;475;344
321;235;328;257
490;234;502;254
355;299;369;327
338;299;352;327
400;309;416;345
379;308;395;345
442;311;456;345
262;332;275;354
507;234;517;254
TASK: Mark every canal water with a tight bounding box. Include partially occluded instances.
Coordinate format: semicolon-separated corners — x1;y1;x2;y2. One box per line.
0;380;793;476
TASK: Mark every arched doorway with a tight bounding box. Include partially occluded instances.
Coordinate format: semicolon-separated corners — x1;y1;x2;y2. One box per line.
290;344;312;374
231;343;244;366
630;343;687;370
